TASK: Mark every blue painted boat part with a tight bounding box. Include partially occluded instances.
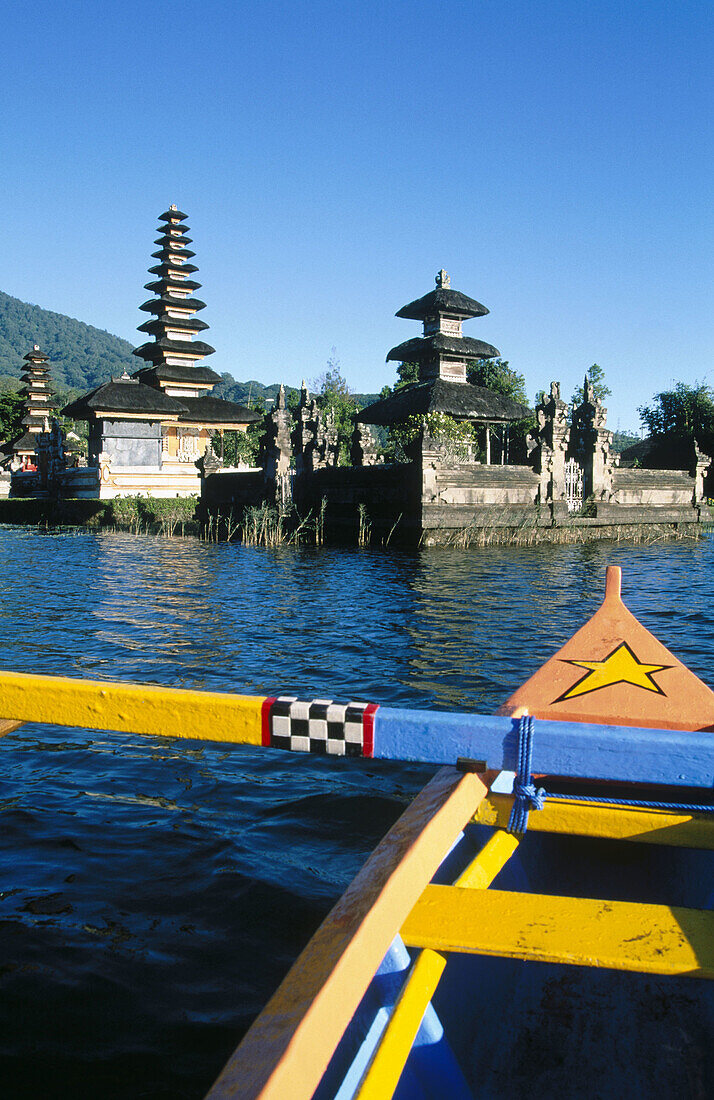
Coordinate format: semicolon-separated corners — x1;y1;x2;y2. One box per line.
373;710;714;789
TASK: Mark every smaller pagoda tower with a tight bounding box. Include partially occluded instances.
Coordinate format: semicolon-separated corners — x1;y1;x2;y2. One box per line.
13;345;55;465
388;269;500;384
356;271;529;448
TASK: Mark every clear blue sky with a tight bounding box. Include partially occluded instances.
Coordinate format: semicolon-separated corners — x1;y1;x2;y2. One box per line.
2;0;712;429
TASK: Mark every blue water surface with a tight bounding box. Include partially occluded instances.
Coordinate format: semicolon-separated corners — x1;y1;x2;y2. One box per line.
0;527;712;1098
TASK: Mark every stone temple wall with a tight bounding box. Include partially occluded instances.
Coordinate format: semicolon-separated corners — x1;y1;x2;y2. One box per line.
421;462;542;533
197;379;712;542
295;463;421;540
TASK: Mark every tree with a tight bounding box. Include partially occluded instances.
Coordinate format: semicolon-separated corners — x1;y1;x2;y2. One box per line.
639;381;714;439
570;364;611;409
635;382;714;473
467;358;529;404
0;388;24;442
393;361;419;390
624;385;712;484
311;349;358;465
611;429;641;454
216;393;267;467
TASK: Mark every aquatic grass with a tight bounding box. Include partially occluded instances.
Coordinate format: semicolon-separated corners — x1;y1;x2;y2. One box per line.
358;503;371;547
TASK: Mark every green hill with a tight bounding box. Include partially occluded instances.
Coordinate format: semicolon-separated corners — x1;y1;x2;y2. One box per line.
0;290;380;410
0;290;135;392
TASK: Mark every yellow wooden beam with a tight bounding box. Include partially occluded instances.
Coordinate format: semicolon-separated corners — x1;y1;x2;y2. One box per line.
402;886;714;978
0;669;264;745
354;949;446;1100
474;793;714;849
454;828;519;888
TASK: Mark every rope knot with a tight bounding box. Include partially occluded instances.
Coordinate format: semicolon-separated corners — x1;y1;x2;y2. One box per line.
507;715;546;835
513;779;546;811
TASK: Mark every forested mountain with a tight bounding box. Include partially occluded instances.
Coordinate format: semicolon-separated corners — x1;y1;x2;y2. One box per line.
0;290;135;391
212;376;297;409
0;290;379;410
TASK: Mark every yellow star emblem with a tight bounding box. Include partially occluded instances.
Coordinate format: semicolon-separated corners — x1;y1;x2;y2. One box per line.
555;642;672;702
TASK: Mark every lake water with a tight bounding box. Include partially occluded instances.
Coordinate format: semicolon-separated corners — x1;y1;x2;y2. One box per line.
0;527;712;1098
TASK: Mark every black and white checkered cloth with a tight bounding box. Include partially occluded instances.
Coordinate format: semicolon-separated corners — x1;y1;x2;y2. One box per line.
268;696;371;757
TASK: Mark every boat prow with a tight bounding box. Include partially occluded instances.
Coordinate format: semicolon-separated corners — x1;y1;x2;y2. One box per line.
499;565;714;731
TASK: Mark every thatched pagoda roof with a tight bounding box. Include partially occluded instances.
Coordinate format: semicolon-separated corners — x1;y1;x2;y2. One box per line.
396;287;489;321
62;377;188;420
154;234;193;247
132;364;222;386
177;396;261;426
151;246;196;261
8;432;40;454
148;262;199;276
144;278;202;294
137;317;210;336
158;208;188;221
132;338;216;363
386;334;500;363
356;378;531;427
139;295;207;314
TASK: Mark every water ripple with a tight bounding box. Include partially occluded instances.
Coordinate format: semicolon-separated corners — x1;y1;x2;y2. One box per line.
0;527;712;1097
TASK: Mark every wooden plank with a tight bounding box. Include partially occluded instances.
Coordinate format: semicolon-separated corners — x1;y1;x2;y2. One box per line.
474;794;714;849
354;949;446;1100
1;669;714;790
0;720;22;737
374;708;714;789
402;886;714;978
2;664;708;796
0;669;264;744
204;767;492;1100
454;828;520;888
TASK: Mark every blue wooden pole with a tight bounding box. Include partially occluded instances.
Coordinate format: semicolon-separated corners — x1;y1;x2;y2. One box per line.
373;709;714;790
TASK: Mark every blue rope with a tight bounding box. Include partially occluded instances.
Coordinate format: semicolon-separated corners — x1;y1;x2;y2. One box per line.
546;792;714;813
507;716;546;835
505;715;714;834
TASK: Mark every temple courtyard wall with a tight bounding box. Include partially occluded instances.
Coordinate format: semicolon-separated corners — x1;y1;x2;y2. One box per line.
198;456;710;546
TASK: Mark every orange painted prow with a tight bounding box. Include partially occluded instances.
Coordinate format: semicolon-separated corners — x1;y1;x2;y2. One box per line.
499;566;714;732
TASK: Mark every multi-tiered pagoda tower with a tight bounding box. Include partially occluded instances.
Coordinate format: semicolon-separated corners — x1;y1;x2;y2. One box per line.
62;206;259;497
133;205;217;398
13;345;55;464
132;205;258;467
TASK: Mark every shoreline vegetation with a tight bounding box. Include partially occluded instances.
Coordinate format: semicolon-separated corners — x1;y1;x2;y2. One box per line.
0;496;710;548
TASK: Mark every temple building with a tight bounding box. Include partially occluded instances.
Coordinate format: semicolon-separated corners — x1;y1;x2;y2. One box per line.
355;270;529;462
62;206;259;498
